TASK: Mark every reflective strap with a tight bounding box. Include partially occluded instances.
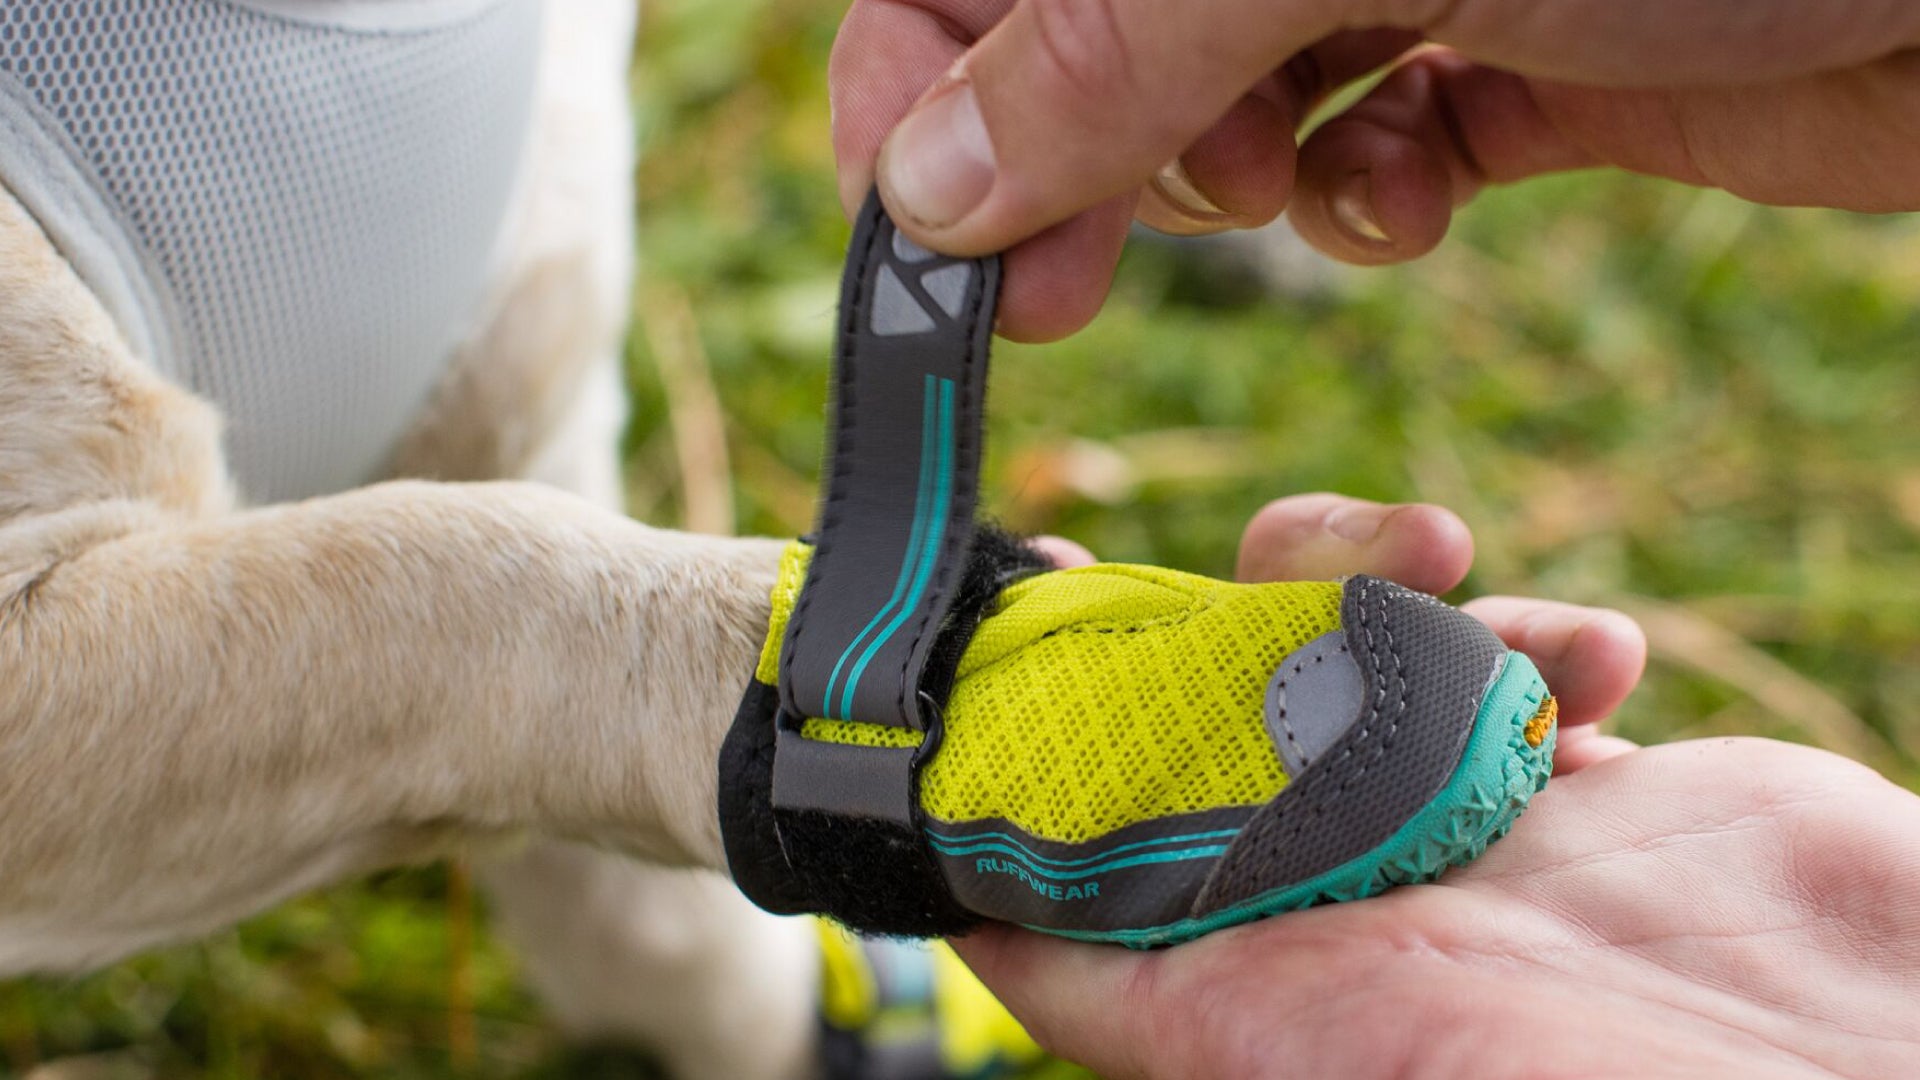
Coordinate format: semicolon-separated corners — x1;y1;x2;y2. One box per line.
721;191;999;930
776;191;1000;733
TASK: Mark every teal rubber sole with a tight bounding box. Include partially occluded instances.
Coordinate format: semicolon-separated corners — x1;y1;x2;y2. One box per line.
1036;650;1556;949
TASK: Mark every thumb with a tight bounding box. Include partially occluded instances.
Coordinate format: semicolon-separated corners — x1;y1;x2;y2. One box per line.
874;0;1345;255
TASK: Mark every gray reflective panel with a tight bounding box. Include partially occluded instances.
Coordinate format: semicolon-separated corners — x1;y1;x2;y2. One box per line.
920;263;972;319
871;264;937;336
890;228;936;264
1264;630;1363;777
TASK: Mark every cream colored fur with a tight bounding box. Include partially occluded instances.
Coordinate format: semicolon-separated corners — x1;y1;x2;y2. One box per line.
0;3;815;1077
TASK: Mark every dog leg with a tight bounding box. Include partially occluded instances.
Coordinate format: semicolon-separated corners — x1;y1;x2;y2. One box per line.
385;3;828;1073
462;353;817;1080
0;189;778;975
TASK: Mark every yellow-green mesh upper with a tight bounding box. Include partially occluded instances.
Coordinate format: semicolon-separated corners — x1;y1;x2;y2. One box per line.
754;541;812;685
758;543;1343;844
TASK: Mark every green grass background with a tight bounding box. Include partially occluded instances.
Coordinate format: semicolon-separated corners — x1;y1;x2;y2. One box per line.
6;0;1920;1075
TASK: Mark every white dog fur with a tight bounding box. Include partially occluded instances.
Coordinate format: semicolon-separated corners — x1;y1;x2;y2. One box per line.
0;3;818;1077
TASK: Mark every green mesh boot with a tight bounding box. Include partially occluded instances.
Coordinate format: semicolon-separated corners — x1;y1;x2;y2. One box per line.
732;540;1555;948
716;192;1555;946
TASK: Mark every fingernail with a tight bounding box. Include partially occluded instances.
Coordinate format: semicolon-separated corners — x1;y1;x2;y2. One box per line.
1326;503;1391;544
880;80;995;229
1151;158;1228;218
1330;172;1389;244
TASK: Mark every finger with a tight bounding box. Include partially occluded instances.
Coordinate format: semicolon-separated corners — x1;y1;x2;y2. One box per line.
1549;724;1640;774
1412;0;1920;87
1292;48;1920;263
829;0;989;220
1273;28;1428;119
1460;596;1646;727
1289;50;1594;263
1134;30;1424;236
1134;84;1293;236
1029;534;1097;568
1236;494;1474;596
1527;53;1920;212
994;191;1136;342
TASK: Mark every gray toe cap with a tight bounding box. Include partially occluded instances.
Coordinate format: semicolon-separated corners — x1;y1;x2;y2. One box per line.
1195;576;1509;914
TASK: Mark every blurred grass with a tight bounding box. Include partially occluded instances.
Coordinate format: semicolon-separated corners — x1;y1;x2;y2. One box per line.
7;0;1920;1074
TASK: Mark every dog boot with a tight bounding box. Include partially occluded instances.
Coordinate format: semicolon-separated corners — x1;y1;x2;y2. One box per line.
717;192;1555;946
726;537;1555;947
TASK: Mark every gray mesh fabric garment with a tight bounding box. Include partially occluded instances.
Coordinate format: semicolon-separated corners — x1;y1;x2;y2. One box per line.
0;0;542;502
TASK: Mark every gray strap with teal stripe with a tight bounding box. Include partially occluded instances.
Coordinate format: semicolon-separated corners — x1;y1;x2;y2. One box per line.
769;191;1000;827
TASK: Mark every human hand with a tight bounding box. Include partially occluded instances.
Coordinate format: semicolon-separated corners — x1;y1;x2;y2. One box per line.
969;495;1920;1077
831;0;1920;340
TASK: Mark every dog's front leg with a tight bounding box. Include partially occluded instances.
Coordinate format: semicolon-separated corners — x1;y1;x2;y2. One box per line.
0;190;771;976
0;482;778;974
